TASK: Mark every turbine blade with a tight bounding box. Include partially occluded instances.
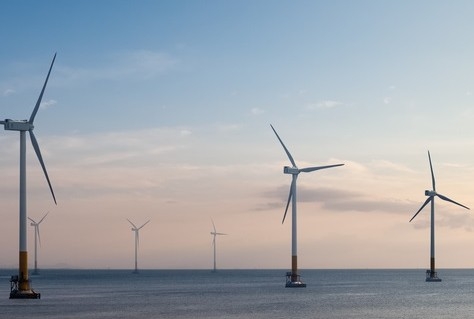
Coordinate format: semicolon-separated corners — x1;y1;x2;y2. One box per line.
127;219;137;229
38;226;42;247
211;218;216;233
282;180;294;224
216;232;227;235
38;211;49;224
29;130;56;204
270;124;297;168
212;235;216;246
138;219;150;230
436;193;470;210
409;197;432;222
428;151;436;191
300;163;344;173
29;53;57;124
28;217;36;223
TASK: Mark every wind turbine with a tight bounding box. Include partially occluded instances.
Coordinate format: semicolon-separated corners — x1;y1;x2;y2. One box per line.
409;151;469;282
127;219;150;274
28;212;49;275
270;124;343;287
210;219;227;272
1;54;57;299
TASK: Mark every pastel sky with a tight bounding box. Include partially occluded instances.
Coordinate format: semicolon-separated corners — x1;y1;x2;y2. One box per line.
1;1;474;270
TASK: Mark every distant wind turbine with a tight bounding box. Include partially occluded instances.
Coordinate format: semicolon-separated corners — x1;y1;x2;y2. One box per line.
271;124;344;287
28;212;49;275
409;151;469;282
127;219;150;274
210;219;227;272
1;54;57;299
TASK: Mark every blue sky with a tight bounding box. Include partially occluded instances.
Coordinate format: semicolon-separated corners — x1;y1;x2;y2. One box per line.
0;1;474;270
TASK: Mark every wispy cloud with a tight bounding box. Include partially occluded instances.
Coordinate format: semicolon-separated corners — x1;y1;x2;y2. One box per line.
306;100;343;110
56;50;178;84
40;99;57;109
250;107;264;115
3;88;15;96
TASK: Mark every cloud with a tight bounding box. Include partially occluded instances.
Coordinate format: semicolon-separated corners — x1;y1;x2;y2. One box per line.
56;50;178;84
250;107;264;115
40;99;57;109
306;100;343;110
3;88;15;96
260;184;414;215
383;97;391;104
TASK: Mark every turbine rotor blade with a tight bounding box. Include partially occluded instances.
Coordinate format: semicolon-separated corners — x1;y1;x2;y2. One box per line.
428;151;436;191
38;211;49;224
300;163;344;173
409;197;433;222
28;217;36;223
29;130;56;204
436;193;470;210
138;219;150;230
211;218;216;233
270;124;297;168
30;53;57;124
127;219;137;229
282;180;294;224
37;226;42;247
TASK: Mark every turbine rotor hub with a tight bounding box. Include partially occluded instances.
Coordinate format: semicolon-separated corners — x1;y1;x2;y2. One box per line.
284;166;299;174
425;190;436;196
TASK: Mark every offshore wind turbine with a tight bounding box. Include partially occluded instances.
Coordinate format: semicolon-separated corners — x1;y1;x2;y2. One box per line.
270;124;343;288
409;151;469;282
210;219;227;272
28;212;49;275
1;54;57;299
127;219;150;274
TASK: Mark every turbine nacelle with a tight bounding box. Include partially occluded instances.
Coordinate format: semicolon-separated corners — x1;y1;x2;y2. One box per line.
425;190;436;196
284;166;299;175
3;120;33;131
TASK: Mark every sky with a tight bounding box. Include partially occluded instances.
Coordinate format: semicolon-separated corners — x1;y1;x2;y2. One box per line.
1;0;474;270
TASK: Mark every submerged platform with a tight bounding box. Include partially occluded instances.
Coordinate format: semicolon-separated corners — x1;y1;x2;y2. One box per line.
285;272;307;288
425;270;442;282
9;275;41;299
9;289;41;299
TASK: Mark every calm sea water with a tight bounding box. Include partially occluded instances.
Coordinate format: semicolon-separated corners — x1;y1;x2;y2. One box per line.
0;269;474;318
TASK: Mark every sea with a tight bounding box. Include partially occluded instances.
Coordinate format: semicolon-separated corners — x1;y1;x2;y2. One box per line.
0;269;473;319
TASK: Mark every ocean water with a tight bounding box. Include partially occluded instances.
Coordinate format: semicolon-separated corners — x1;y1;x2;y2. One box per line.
1;269;474;318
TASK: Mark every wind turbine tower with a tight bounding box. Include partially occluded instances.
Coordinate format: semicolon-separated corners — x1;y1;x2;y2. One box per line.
28;212;49;275
271;124;343;287
127;219;150;274
409;151;469;282
2;54;57;299
210;219;227;272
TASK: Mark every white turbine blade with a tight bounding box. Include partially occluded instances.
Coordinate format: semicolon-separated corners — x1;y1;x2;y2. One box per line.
428;151;436;192
270;124;297;168
37;225;42;247
409;197;433;222
138;219;150;230
38;211;49;224
216;232;227;235
212;234;216;246
211;218;217;233
127;219;137;229
282;180;294;224
28;217;36;223
29;130;57;204
300;163;344;173
436;193;470;210
29;53;56;124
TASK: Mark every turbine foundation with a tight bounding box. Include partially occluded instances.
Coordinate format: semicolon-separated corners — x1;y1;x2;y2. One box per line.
285;272;306;288
9;276;40;299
